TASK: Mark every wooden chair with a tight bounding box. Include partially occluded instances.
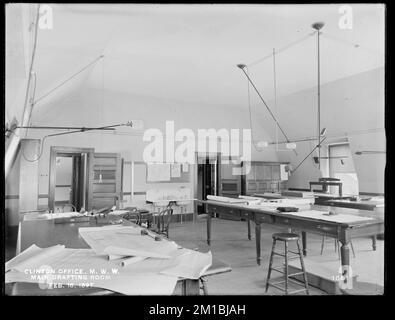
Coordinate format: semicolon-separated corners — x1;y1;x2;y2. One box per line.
156;207;174;238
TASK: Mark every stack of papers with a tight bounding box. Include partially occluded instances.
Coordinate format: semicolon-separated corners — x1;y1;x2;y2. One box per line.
23;212;85;221
108;210;130;216
5;244;179;295
79;225;179;259
6;225;213;295
207;195;247;203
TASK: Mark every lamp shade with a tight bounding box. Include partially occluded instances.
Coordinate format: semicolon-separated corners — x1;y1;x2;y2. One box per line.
256;141;268;148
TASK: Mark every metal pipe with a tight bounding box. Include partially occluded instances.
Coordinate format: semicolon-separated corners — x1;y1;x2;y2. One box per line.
312;22;325;170
291;136;327;174
43;122;132;139
237;64;297;156
16;126;115;130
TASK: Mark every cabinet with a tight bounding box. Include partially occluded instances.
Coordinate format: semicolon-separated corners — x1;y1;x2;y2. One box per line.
219;163;241;197
241;161;288;196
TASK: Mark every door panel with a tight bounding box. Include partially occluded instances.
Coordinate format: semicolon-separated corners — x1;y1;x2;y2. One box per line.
262;165;272;180
272;165;280;180
91;153;122;210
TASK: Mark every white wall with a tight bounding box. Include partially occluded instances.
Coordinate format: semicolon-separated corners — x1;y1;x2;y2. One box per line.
266;67;385;193
5;86;279;225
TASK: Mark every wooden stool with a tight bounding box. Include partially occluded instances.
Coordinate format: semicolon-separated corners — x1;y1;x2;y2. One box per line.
265;233;309;295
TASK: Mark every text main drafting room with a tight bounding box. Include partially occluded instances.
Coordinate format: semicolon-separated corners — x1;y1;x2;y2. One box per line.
4;3;385;296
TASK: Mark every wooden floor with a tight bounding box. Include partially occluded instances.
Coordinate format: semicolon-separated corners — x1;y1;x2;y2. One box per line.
5;217;384;295
169;216;384;295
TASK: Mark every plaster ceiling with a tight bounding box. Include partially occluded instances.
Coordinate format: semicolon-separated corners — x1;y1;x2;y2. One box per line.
28;4;386;110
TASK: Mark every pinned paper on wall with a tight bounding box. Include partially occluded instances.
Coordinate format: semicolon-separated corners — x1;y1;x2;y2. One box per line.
147;163;171;182
182;163;189;172
280;164;289;181
170;164;181;178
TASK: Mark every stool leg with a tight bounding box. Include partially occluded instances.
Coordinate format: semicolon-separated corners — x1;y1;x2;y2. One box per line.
320;235;325;255
337;240;341;260
284;241;289;295
265;239;276;293
297;240;309;295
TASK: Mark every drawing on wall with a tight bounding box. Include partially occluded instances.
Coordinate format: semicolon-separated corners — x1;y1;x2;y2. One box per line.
170;163;181;178
146;163;171;182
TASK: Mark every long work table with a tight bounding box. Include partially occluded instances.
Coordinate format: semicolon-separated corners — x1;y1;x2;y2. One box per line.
198;199;384;285
6;217;231;296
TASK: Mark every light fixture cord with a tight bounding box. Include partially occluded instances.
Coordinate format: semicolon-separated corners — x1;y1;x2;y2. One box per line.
248;31;316;67
245;67;261;152
240;67;297;156
273;48;279;151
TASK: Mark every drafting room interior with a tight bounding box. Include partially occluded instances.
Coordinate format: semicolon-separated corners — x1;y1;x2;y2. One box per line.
5;4;385;296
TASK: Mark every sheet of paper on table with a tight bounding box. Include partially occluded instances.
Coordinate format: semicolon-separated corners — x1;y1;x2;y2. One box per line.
207;195;247;203
79;225;179;259
161;249;212;279
108;210;131;216
5;245;178;295
6;242;213;295
23;212;85;221
281;210;375;223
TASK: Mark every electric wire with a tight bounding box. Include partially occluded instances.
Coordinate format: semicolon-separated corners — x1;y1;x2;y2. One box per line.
248;31;316;67
292;136;327;173
245;67;261;152
239;67;298;156
33;55;104;105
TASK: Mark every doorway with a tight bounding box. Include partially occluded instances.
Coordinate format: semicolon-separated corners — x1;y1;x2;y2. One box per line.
49;147;94;212
196;153;221;214
54;153;87;212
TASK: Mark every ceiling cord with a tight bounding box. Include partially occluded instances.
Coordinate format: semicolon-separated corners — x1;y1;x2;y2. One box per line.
248;31;316;68
245;67;262;152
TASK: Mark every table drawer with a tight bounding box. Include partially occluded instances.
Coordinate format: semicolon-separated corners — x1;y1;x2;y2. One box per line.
208;205;241;217
273;216;339;235
240;210;252;220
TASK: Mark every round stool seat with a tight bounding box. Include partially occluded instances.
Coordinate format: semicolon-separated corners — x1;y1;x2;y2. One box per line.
272;233;299;241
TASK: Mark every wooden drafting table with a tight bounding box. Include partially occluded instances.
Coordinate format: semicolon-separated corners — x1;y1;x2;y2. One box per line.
6;218;231;296
197;199;383;286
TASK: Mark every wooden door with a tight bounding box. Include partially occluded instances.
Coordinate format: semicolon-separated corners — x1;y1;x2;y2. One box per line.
91;153;122;210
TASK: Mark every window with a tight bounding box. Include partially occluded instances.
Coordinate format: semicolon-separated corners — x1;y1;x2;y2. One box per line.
328;143;359;196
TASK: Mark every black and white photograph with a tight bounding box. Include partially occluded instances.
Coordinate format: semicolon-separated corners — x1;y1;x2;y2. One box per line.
4;3;386;300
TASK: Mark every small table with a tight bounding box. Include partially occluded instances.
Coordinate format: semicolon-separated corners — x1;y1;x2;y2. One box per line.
324;199;384;212
310;181;343;196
